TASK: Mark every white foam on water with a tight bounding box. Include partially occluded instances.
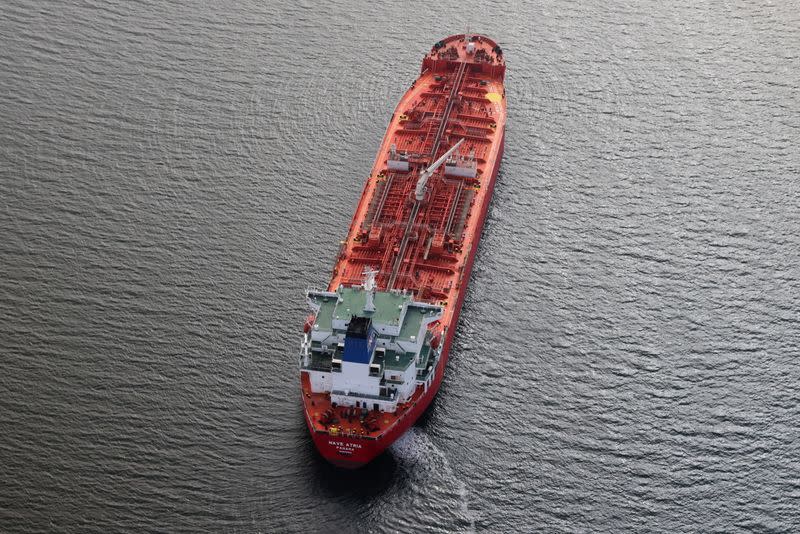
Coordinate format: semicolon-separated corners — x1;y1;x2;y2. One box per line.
390;428;476;532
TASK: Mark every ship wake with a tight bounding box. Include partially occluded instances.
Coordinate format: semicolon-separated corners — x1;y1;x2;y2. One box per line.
390;428;476;533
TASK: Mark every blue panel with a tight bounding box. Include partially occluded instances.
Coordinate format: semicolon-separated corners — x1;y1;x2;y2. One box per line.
343;328;376;364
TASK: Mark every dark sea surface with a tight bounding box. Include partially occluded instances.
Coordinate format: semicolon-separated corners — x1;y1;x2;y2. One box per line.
2;0;799;532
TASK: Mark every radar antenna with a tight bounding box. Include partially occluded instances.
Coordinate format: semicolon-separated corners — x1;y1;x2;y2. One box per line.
363;267;378;312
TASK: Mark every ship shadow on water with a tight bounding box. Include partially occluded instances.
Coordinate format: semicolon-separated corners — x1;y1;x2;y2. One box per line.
304;435;399;500
301;394;445;499
300;368;447;503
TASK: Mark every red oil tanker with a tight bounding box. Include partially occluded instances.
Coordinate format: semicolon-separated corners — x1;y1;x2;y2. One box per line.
299;34;506;467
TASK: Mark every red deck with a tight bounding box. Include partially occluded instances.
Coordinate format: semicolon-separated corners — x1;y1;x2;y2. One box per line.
302;34;507;467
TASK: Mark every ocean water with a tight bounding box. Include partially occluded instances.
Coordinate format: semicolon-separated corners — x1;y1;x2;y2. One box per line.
1;1;799;532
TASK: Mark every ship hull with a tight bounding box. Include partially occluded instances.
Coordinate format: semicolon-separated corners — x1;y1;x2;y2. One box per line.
305;129;505;468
